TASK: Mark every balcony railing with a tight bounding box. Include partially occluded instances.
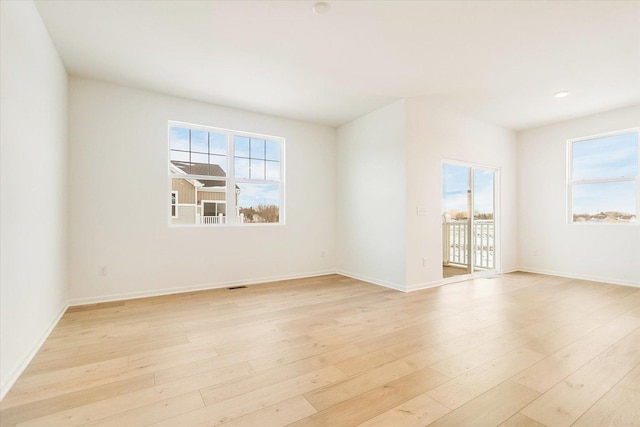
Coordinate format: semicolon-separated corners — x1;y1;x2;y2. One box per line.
201;214;225;225
443;220;494;269
172;205;247;225
198;213;245;225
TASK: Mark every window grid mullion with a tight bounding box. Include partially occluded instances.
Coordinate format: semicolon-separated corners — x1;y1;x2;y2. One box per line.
189;129;192;173
572;176;637;185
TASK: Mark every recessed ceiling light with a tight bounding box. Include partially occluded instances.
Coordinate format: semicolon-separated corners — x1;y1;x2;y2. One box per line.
554;91;570;98
312;2;330;15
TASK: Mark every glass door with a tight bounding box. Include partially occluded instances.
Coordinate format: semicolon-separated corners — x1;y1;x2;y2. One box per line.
472;168;495;273
442;164;472;278
442;163;497;279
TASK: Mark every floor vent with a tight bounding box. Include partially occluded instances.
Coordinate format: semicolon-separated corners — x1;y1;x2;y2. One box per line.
228;286;248;290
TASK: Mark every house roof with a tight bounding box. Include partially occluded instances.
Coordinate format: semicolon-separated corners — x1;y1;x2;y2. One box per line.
170;161;226;188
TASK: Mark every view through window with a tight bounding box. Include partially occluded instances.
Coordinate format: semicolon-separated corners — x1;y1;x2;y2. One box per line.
169;122;284;225
569;130;638;224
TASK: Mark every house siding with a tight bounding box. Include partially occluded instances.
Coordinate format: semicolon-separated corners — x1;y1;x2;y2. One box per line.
172;178;196;204
172;205;197;224
198;191;225;202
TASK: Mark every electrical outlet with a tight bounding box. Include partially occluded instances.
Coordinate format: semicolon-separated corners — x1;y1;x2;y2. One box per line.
98;266;107;276
321;250;326;258
422;257;427;267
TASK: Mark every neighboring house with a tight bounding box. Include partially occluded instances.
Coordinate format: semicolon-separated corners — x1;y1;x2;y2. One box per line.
170;161;239;225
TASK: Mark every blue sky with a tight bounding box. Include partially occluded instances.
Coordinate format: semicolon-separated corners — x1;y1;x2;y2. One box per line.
572;132;637;181
573;181;635;215
237;183;280;209
442;164;494;215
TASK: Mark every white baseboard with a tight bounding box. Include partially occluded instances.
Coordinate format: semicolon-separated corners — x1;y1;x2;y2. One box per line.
0;302;68;402
338;270;526;293
336;270;406;292
405;280;445;292
516;267;640;288
406;267;514;292
68;270;337;306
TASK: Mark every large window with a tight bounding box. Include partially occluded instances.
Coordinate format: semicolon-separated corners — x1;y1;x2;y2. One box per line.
169;122;284;226
568;129;638;224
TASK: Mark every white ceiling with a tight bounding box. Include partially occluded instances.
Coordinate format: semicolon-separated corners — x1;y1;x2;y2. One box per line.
34;0;640;130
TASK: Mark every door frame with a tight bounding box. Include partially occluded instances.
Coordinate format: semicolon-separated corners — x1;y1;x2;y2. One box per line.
441;159;501;283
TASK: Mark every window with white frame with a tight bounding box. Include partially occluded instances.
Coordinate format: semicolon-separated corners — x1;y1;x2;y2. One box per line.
568;129;638;224
169;122;284;225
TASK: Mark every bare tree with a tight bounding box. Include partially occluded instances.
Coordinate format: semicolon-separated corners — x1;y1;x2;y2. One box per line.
255;204;279;223
240;205;279;223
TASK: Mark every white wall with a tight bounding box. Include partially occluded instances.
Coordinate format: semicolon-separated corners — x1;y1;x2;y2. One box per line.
405;100;519;289
518;105;640;286
336;101;407;290
67;78;336;303
0;1;68;399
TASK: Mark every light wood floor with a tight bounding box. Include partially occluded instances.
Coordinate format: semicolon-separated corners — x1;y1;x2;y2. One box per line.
1;273;640;426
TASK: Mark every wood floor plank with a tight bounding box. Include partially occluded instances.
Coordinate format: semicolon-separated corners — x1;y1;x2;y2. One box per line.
153;354;244;385
598;329;640;367
15;362;253;426
513;337;610;393
198;346;361;407
352;323;455;355
213;396;317;427
128;341;219;370
573;384;640;427
85;391;204;427
154;361;255;400
1;272;636;426
427;347;544;409
16;386;172;426
305;349;449;411
335;340;448;377
247;342;364;373
430;329;535;378
13;357;129;391
291;366;450;426
515;320;640;394
499;412;545;427
0;374;155;426
428;381;540;426
520;353;635;426
2;359;147;408
523;316;606;355
618;362;640;391
153;366;345;426
356;392;450;427
433;320;529;357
